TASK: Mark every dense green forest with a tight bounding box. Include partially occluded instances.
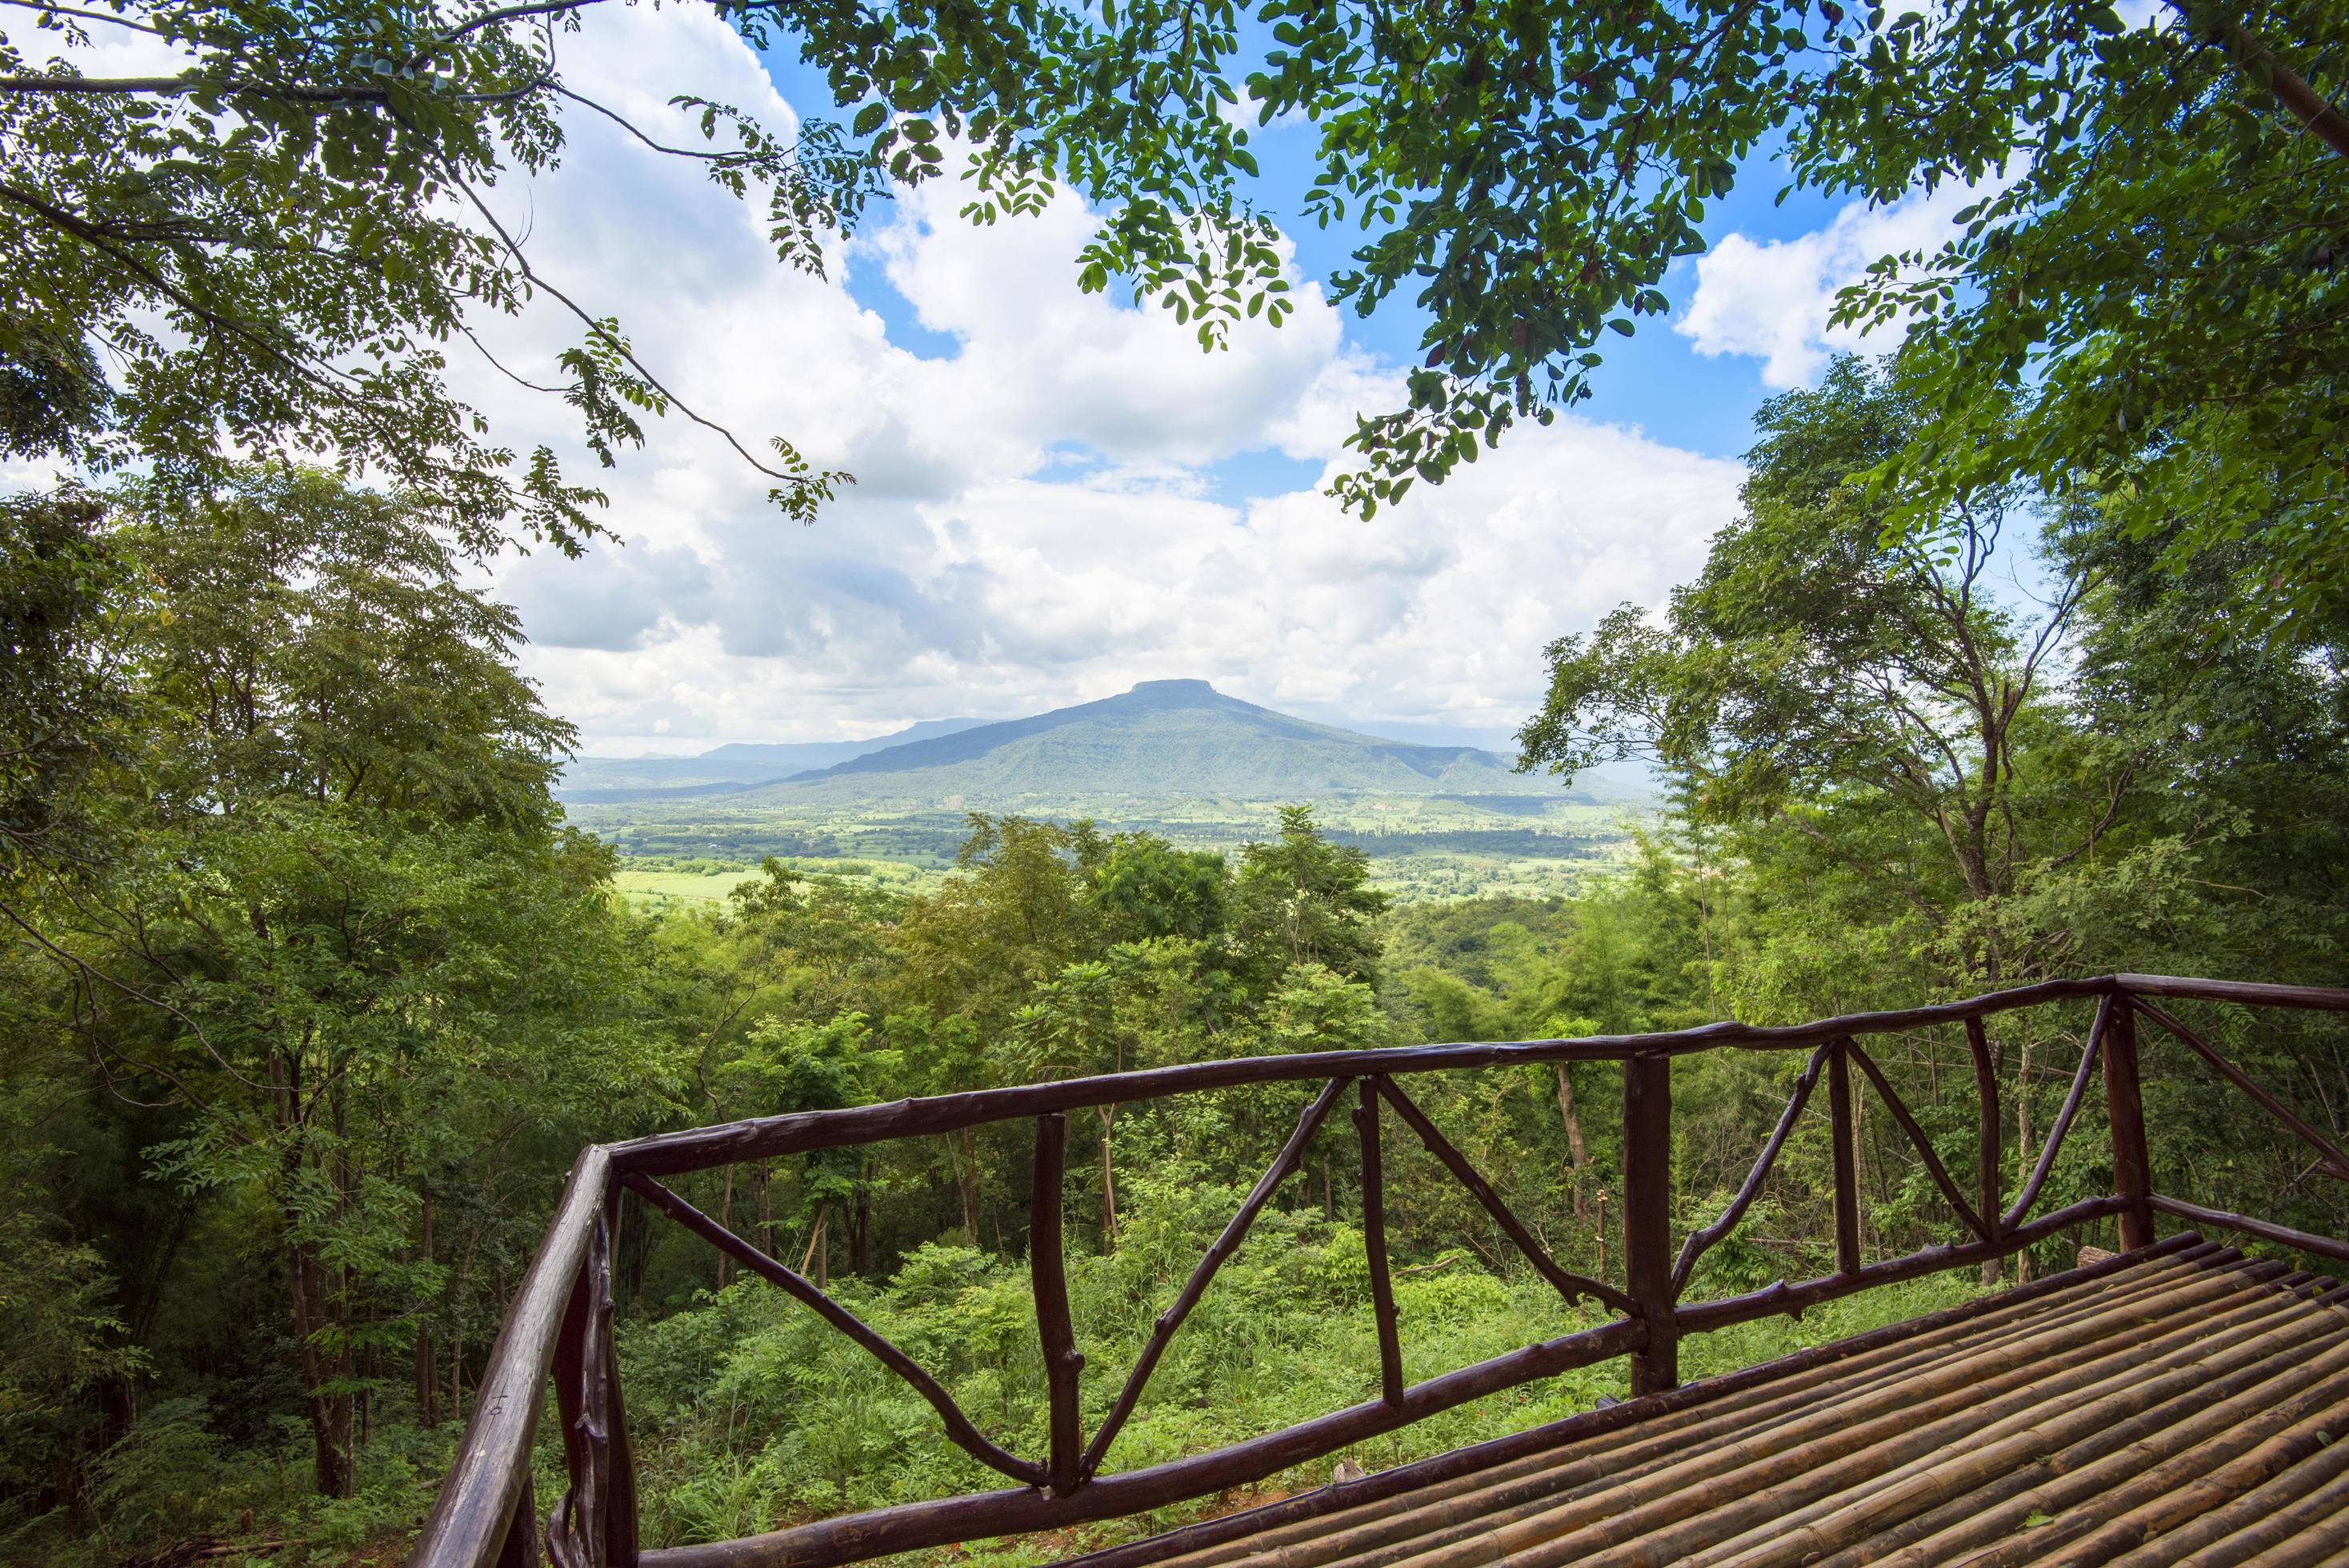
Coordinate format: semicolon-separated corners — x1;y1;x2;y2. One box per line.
6;362;2347;1566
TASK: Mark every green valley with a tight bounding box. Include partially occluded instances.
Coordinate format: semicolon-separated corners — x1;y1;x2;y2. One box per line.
563;681;1656;902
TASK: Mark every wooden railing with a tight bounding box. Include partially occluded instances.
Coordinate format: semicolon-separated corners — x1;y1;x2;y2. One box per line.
406;974;2349;1568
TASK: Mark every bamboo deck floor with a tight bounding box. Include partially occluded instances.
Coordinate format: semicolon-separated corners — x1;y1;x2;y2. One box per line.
1114;1242;2349;1568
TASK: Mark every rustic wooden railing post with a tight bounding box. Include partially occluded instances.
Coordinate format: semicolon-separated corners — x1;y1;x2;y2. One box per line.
1622;1053;1677;1394
548;1202;634;1568
494;1478;537;1568
2103;992;2155;1250
1355;1078;1404;1406
1966;1017;2002;1273
1827;1039;1862;1277
605;1185;639;1568
1032;1114;1085;1494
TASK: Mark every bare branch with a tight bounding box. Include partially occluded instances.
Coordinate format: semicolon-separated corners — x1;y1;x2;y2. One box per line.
0;0;173;38
436;152;836;494
433;0;603;50
555;82;743;162
0;893;262;1098
0;70;390;100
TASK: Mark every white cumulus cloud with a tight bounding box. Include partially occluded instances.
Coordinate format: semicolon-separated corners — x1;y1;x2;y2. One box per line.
1675;177;2007;388
430;5;1745;752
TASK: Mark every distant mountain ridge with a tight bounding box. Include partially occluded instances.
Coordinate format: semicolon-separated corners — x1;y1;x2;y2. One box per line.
742;679;1584;806
560;681;1621;808
557;717;986;798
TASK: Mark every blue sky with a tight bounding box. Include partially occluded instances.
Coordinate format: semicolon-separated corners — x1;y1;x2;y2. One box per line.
412;5;1988;755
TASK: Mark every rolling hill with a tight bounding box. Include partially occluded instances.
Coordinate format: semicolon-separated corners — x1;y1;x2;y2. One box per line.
743;679;1585;806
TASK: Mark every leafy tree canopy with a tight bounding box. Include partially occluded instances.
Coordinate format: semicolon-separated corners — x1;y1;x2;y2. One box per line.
1;0;1279;552
1258;0;2347;586
1234;803;1388;986
2;464;664;1497
1519;353;2349;985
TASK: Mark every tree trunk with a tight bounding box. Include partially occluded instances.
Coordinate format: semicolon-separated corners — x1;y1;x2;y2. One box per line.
954;1129;980;1244
1095;1106;1118;1247
415;1196;440;1426
1556;1063;1593;1230
716;1163;737;1288
289;1231;354;1497
799;1207;826;1278
416;1332;438;1427
1980;1033;2003;1288
273;1045;354;1498
756;1161;774;1258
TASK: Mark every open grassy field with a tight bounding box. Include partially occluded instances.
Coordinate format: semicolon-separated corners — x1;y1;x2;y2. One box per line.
610;855;940;910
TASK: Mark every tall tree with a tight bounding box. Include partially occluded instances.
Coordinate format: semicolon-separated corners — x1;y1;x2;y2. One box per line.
4;466;660;1496
1231;806;1389;988
1519;357;2123;984
1238;0;2347;593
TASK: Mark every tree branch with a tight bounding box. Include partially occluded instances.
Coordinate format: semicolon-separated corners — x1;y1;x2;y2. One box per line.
0;70;390;101
434;150;838;495
433;0;602;50
0;0;171;37
2174;0;2349;161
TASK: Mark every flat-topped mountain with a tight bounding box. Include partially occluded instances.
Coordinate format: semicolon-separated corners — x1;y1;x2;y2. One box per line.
742;680;1574;805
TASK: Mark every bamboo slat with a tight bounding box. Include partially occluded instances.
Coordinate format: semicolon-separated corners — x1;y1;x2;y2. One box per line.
1726;1287;2349;1567
1070;1250;2349;1568
1151;1246;2224;1568
1290;1250;2233;1568
2017;1389;2349;1565
2115;1437;2349;1566
1391;1264;2283;1568
1875;1363;2349;1566
1537;1276;2339;1568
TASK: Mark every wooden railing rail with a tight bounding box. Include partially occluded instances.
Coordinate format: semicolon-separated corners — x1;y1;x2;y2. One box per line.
1375;1075;1636;1318
410;1146;610;1568
617;1173;1046;1486
409;974;2349;1568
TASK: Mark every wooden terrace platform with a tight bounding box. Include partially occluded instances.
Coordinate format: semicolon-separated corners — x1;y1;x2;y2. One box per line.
408;976;2349;1568
1086;1238;2349;1568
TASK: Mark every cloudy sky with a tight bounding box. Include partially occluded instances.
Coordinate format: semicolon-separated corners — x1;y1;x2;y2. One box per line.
434;8;1964;755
